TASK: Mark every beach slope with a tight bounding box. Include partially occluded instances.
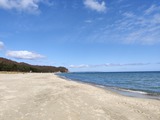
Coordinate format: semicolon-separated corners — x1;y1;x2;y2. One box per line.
0;73;160;120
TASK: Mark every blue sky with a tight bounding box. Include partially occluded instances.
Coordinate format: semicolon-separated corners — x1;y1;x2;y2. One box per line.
0;0;160;72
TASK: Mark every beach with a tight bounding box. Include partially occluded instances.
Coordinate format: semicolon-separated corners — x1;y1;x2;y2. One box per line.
0;73;160;120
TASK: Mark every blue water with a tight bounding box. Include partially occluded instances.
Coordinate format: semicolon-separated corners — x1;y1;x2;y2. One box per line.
58;72;160;96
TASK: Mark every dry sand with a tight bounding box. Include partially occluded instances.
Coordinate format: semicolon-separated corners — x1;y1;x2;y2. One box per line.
0;73;160;120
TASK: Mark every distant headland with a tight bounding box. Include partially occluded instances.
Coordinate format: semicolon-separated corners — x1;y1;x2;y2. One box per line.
0;57;68;73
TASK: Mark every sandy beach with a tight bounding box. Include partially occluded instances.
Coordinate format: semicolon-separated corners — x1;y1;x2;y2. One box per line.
0;73;160;120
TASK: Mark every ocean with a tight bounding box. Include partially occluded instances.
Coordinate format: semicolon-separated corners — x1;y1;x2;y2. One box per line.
58;72;160;99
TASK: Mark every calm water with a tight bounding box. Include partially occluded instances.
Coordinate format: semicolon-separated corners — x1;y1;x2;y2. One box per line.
58;72;160;97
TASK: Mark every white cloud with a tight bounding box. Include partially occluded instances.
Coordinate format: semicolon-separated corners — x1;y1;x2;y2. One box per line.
0;41;4;50
6;50;45;60
70;64;89;68
0;0;50;13
70;63;150;68
84;0;106;12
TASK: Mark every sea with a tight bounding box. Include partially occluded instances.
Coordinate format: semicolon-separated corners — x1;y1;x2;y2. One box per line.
57;71;160;100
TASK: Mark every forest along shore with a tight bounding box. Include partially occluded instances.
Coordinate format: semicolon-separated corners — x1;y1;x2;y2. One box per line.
0;73;160;120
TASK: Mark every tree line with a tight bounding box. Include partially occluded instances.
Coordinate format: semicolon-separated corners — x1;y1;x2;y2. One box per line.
0;57;68;73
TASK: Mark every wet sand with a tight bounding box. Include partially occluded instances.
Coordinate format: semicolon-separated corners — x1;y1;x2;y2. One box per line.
0;73;160;120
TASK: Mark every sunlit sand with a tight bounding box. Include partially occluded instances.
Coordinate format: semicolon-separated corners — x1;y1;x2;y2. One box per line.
0;73;159;120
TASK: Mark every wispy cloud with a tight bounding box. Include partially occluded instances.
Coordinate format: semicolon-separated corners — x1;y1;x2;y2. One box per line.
6;50;45;60
122;12;135;18
0;41;4;50
84;0;106;12
69;63;150;68
105;63;150;67
84;19;92;23
88;4;160;45
145;4;160;15
0;0;51;13
117;0;124;3
119;7;160;44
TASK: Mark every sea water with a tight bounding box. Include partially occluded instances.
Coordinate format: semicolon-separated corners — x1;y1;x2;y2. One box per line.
58;72;160;99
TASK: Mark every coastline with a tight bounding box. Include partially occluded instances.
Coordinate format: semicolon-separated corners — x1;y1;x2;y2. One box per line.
0;73;160;120
57;73;160;100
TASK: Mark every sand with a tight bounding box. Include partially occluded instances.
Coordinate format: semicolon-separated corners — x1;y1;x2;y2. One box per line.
0;73;160;120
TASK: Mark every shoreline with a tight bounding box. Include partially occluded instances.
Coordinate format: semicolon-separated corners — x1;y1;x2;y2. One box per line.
57;74;160;100
0;73;160;120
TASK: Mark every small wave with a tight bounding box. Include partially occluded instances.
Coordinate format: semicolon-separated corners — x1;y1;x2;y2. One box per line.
95;85;106;88
115;88;148;95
